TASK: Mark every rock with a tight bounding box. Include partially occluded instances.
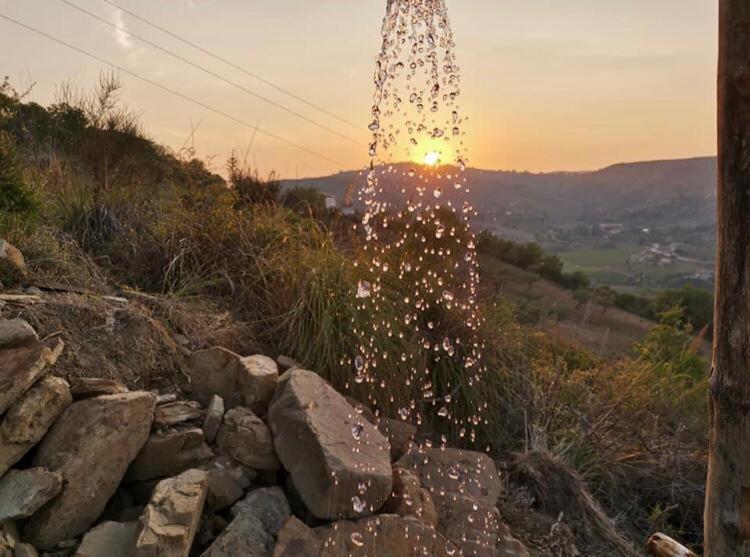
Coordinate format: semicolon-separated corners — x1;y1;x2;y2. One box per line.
74;522;138;557
0;319;37;350
396;447;502;508
156;393;178;405
0;468;63;522
0;240;28;284
127;427;213;482
383;468;437;528
153;401;203;428
215;408;279;471
201;511;272;557
319;514;458;557
396;447;503;556
189;349;278;413
267;369;392;519
230;487;290;534
187;347;242;408
344;397;377;425
0;376;72;477
196;514;229;548
0;522;18;557
202;456;256;511
68;378;128;400
24;392;157;550
376;419;416;461
275;356;301;372
0;339;62;415
202;487;289;557
202;396;224;444
236;355;278;415
133;469;208;557
272;517;321;557
13;543;37;557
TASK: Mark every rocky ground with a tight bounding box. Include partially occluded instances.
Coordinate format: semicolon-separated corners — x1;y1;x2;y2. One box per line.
0;239;639;557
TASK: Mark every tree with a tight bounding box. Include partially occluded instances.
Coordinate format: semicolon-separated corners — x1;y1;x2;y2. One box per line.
704;2;750;554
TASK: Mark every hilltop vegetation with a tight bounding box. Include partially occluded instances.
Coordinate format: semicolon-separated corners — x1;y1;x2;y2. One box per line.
0;76;709;552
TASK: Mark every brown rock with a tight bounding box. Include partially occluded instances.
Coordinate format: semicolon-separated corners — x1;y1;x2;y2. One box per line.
267;369;392;520
74;522;138;557
396;447;502;508
189;349;278;413
69;378;128;400
275;355;301;372
215;408;279;471
127;427;213;482
24;392;157;550
0;376;72;477
0;319;37;350
0;339;62;415
202;456;256;511
202;395;224;444
383;468;438;528
272;516;321;557
0;240;28;283
396;447;503;556
319;514;458;557
236;355;278;415
377;418;416;461
133;469;208;557
188;347;243;408
0;468;63;522
153;401;203;429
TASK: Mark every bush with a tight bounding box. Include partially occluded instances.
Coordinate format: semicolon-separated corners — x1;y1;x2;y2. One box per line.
0;131;38;220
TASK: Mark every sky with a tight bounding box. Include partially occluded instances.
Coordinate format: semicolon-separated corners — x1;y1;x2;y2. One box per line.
0;0;718;178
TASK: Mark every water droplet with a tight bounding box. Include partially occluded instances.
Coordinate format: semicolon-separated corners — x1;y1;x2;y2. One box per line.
351;531;365;546
357;281;371;299
433;188;443;199
352;422;365;441
352;496;366;514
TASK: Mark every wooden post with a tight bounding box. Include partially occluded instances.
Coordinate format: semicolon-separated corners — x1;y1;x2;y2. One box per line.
704;1;750;555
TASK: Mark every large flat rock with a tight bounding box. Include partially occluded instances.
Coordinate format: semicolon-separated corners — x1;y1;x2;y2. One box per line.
133;468;208;557
267;369;392;520
24;392;157;549
0;376;72;477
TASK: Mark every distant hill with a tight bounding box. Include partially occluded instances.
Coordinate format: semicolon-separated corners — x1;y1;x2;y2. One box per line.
282;156;717;235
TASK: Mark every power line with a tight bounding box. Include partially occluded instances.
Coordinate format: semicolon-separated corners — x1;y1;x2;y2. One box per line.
0;12;345;167
59;0;361;146
101;0;362;132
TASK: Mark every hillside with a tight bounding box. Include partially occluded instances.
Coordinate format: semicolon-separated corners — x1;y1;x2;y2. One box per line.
0;81;709;554
284;157;717;290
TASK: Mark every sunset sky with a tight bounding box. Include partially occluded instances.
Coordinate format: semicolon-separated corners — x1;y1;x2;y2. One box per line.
0;0;718;178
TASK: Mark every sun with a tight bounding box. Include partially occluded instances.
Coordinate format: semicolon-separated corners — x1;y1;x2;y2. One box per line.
423;151;441;166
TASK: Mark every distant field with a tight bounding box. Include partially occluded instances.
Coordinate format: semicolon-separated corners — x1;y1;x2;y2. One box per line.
556;243;710;291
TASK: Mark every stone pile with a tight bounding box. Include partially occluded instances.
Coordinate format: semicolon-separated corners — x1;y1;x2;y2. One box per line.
0;260;529;557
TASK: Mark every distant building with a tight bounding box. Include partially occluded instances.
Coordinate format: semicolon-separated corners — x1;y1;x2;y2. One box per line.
324;194;337;209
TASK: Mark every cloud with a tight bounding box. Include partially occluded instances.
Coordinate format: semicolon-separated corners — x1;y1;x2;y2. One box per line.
111;7;134;50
